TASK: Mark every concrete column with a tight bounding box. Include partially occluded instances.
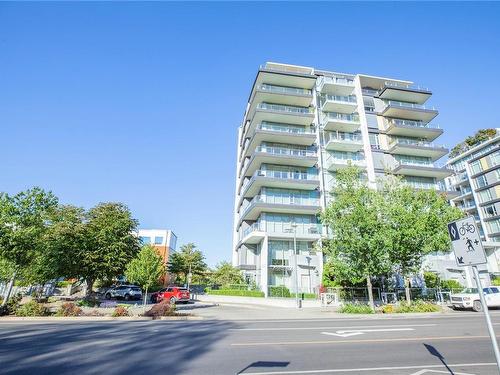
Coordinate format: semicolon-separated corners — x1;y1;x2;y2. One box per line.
261;236;269;297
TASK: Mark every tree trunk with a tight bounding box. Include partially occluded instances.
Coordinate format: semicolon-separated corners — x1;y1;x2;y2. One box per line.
85;278;94;297
143;286;148;309
1;271;17;307
366;275;375;311
405;277;411;305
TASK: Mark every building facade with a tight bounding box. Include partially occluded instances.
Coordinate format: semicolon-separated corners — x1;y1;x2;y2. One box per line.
136;229;178;281
444;132;500;282
233;62;452;297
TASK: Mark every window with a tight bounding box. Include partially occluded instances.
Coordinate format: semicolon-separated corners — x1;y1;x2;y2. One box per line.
484;204;498;218
154;236;164;245
490;151;500;167
470;160;482;174
488;219;500;234
475;175;488;189
478;189;493;203
139;236;151;245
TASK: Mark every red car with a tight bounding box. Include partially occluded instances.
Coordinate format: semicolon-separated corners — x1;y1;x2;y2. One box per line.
150;286;190;304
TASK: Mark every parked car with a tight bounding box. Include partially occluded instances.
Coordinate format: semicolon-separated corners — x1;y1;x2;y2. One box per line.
104;285;142;301
451;287;500;311
150;286;190;304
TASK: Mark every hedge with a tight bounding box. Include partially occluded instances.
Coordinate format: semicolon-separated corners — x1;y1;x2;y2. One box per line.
206;289;265;297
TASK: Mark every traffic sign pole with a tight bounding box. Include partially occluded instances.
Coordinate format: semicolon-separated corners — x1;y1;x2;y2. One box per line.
472;265;500;372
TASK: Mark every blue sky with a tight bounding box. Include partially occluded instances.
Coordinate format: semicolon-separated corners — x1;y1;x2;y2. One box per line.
1;2;499;267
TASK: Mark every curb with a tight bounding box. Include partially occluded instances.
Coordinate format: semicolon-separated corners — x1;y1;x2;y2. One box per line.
159;316;204;320
0;316;154;321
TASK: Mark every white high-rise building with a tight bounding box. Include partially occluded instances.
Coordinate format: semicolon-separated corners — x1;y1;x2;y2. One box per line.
233;62;452;297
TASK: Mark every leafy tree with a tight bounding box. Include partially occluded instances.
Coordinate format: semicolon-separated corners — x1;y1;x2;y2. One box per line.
125;245;165;306
423;271;440;289
209;261;244;287
77;203;140;295
382;177;463;303
168;243;207;287
321;166;391;309
449;128;497;157
0;188;58;305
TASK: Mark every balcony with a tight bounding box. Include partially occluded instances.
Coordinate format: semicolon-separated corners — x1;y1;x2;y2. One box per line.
378;82;432;104
257;63;317;90
250;84;313;109
325;155;366;171
324;133;364;152
248;103;315;136
387;139;448;161
240;169;319;199
385;118;443;141
450;172;470;186
239;195;320;223
239;222;266;245
238;222;322;245
321;112;361;132
381;100;438;122
392;160;453;179
321;95;358;113
242;122;316;159
317;75;355;96
241;145;317;177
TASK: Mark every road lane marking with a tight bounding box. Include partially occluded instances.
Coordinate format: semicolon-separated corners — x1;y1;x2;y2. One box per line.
321;327;415;337
231;335;493;347
230;323;436;331
238;362;495;375
409;370;475;375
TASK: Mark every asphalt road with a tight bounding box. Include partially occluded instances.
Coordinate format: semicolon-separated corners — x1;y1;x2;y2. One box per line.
2;311;500;374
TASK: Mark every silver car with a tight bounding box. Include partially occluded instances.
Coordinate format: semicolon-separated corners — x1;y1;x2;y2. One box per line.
104;285;142;301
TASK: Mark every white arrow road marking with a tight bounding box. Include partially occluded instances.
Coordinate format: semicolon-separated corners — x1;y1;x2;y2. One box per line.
410;370;475;375
321;327;415;338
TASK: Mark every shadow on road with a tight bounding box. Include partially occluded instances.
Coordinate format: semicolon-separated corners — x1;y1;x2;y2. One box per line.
0;320;235;374
238;361;290;374
424;343;454;374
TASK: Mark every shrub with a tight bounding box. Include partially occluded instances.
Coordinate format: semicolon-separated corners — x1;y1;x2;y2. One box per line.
269;285;290;298
395;300;441;313
440;280;462;290
379;304;395;314
15;301;50;317
56;280;73;288
206;289;264;297
338;303;374;314
112;306;129;317
56;302;83;317
492;278;500;286
77;297;100;308
144;301;177;318
1;294;22;316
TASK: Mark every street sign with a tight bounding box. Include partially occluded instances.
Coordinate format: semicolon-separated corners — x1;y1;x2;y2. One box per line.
447;216;486;267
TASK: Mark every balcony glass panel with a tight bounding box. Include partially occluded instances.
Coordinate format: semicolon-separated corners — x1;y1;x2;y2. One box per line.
256;145;316;157
256;169;318;181
323;112;360;122
259;84;312;96
324;95;357;103
258;102;313;114
384;100;435;110
390;137;446;149
325;131;362;143
388;118;440;129
259;122;313;134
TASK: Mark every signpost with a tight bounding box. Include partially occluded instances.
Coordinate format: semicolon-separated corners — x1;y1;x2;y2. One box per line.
448;216;500;372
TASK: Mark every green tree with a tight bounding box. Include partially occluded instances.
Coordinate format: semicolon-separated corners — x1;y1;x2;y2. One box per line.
450;128;497;157
321;166;391;309
168;243;207;287
125;245;165;306
209;261;244;287
78;203;140;295
0;188;58;305
382;177;463;303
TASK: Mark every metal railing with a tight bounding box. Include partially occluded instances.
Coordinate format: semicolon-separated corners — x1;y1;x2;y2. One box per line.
389;138;447;149
384;100;436;111
255;169;318;181
324;94;357;103
325;132;362;143
259;122;314;134
383;81;430;92
323;112;360;122
255;145;317;157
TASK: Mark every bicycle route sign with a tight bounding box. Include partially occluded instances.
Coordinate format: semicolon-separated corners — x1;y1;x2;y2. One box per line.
447;216;487;267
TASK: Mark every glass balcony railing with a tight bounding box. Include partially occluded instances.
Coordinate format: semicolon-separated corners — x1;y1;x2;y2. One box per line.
255;169;318;181
271;259;290;266
240;195;320;217
239;222;322;241
384;100;436;111
323;112;360;123
389;138;446;149
255;145;316;158
383;81;430;92
325;132;362;143
324;95;357;104
395;159;448;169
319;76;355;87
258;103;314;115
259;122;314;134
259;84;312;96
388;118;440;129
405;181;443;190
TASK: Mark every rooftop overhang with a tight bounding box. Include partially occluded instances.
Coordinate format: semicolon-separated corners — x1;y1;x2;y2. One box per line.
378;86;432;104
381;105;438;122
